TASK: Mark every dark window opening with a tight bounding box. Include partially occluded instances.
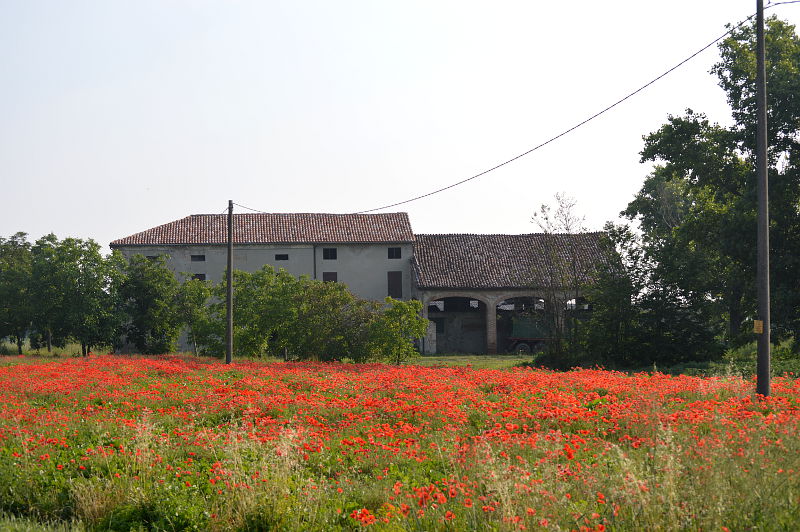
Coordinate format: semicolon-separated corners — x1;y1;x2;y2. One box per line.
388;247;401;259
146;255;158;260
323;248;337;260
192;274;206;281
190;255;206;262
388;271;402;299
275;254;289;261
443;298;484;312
428;300;444;312
322;272;337;282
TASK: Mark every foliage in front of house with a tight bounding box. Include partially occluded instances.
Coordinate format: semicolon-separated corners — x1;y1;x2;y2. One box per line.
192;266;426;362
0;233;426;362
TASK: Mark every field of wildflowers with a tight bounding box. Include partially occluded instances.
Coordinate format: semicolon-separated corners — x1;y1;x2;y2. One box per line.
0;355;798;531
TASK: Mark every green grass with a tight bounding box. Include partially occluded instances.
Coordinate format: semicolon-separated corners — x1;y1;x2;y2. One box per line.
414;353;532;369
0;340;98;358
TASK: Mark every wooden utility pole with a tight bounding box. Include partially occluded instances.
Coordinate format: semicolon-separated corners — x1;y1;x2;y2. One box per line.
755;0;770;396
226;200;234;364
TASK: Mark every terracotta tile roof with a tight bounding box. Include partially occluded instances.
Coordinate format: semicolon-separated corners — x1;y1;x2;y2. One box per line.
110;213;414;246
412;233;607;290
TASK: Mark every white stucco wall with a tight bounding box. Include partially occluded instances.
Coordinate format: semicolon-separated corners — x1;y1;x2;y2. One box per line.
113;242;413;302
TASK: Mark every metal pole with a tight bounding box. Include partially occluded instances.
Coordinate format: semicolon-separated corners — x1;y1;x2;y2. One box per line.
226;200;234;364
755;0;770;396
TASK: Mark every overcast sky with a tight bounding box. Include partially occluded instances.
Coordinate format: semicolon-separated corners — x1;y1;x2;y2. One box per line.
2;1;799;251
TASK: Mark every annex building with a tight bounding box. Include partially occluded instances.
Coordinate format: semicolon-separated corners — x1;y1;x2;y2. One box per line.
111;213;605;355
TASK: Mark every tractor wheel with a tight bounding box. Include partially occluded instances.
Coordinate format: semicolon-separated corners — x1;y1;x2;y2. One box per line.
515;342;532;354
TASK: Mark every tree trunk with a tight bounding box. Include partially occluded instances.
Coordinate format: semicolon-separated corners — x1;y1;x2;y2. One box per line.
728;284;744;338
16;336;23;355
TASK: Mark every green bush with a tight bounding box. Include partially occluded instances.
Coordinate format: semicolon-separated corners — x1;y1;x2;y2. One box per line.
194;266;427;363
718;338;800;376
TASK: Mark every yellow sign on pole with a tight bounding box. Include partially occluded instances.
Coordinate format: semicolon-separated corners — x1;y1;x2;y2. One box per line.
754;320;764;334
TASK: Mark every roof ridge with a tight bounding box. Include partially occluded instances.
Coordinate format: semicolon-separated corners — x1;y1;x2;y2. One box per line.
415;231;604;237
112;212;414;246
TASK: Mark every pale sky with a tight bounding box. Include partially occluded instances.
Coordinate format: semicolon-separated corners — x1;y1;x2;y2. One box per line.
2;1;798;252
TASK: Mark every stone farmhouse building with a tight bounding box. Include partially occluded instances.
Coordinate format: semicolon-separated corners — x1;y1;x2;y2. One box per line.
111;213;605;355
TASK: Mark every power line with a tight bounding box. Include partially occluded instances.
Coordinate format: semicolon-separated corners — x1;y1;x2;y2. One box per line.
353;6;793;214
218;3;798;218
232;202;268;214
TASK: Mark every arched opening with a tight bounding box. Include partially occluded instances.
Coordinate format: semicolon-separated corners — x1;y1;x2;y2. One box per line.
426;297;487;354
564;296;591;337
496;296;549;354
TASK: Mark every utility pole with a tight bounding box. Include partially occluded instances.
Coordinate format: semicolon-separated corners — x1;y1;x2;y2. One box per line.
226;200;234;364
755;0;770;396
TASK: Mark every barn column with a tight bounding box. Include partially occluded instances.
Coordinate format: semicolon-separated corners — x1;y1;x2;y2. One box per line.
486;296;497;354
420;296;437;354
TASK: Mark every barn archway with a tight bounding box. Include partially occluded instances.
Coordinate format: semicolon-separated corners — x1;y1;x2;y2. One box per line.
426;296;488;354
496;296;548;354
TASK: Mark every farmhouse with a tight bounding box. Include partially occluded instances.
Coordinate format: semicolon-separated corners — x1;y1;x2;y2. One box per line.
110;213;415;302
111;213;605;354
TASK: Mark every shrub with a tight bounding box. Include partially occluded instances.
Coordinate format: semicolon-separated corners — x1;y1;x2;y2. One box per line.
194;266;427;362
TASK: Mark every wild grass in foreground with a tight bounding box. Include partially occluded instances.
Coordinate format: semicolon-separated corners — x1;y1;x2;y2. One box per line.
0;355;798;531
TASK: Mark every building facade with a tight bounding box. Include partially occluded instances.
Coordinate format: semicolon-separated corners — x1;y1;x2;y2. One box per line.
412;233;606;354
110;213;415;302
111;213;606;354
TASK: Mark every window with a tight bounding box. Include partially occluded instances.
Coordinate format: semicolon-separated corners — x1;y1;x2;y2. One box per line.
322;248;337;260
387;271;402;299
275;254;289;261
192;274;206;281
428;300;444;312
190;255;206;262
322;272;337;282
388;247;401;259
146;255;158;260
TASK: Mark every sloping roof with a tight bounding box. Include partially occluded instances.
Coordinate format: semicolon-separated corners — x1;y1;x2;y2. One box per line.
111;213;414;246
412;232;607;290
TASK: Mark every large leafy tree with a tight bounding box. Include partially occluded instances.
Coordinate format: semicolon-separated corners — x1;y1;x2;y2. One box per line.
30;234;70;350
119;255;181;354
175;278;211;355
30;234;123;353
0;233;33;353
621;16;800;356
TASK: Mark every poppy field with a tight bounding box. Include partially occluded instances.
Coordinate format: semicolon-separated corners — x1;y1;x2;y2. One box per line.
0;355;799;531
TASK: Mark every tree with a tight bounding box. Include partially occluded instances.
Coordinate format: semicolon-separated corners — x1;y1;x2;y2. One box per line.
531;193;590;358
617;15;800;361
69;241;125;354
29;235;122;354
175;278;211;355
194;266;428;362
119;255;181;354
580;223;725;368
369;298;428;365
30;234;70;351
0;233;33;354
579;225;641;366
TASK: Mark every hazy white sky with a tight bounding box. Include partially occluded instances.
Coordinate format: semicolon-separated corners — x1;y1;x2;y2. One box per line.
2;1;798;251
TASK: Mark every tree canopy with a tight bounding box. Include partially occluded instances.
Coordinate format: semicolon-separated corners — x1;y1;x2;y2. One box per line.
583;16;800;366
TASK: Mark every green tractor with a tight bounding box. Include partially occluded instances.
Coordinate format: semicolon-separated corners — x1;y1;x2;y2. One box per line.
506;315;550;354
